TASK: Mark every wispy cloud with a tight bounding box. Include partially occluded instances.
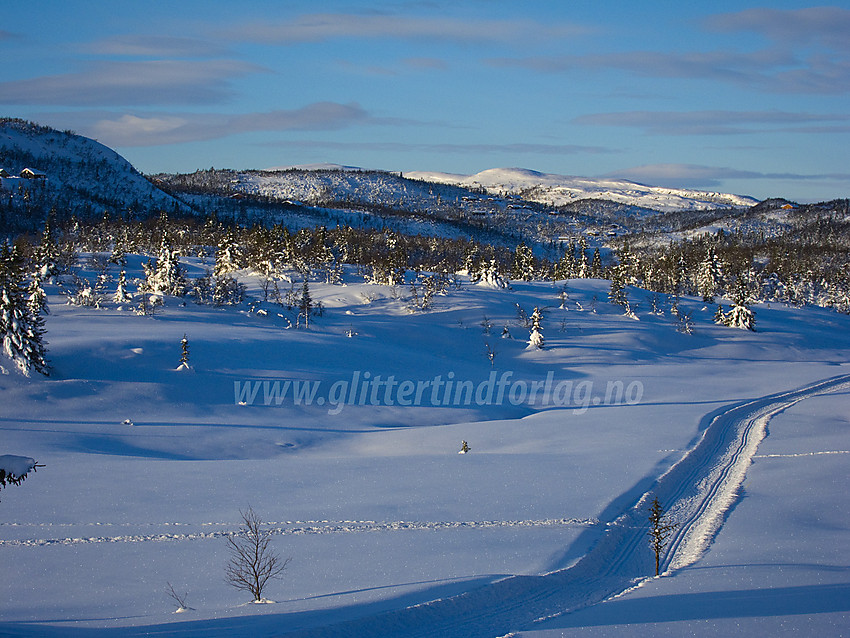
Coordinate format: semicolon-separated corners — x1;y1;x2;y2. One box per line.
491;49;850;94
606;163;850;190
0;30;18;41
80;103;373;146
0;59;264;106
83;34;231;58
574;110;850;136
260;139;612;156
489;7;850;95
221;13;588;45
704;7;850;54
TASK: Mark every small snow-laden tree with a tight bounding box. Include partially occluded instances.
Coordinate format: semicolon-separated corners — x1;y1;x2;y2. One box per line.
191;271;245;307
32;214;60;280
577;241;590;279
179;334;190;369
554;243;577;280
713;304;726;325
0;244;49;376
477;258;509;289
225;506;291;603
463;245;481;280
298;278;313;329
590;247;603;278
511;242;535;281
214;228;242;278
26;269;49;318
527;306;545;350
146;240;187;297
647;496;678;576
608;264;630;313
725;300;756;331
697;247;723;304
0;455;41;502
113;269;132;304
723;278;756;331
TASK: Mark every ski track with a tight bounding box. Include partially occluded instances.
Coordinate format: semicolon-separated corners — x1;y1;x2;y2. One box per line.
0;518;599;548
273;374;850;638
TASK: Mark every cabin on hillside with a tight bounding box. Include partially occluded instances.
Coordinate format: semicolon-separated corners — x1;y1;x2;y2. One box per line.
20;167;46;179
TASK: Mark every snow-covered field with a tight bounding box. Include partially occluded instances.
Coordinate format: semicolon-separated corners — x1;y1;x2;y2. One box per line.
1;262;848;636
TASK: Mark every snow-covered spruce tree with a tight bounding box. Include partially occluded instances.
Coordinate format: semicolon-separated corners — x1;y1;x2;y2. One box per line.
32;214;60;280
0;455;40;502
26;269;48;318
0;244;49;376
511;242;535;281
463;245;481;281
590;248;603;278
477;258;509;289
113;269;132;304
724;297;756;331
554;243;577;280
214;228;241;278
298;279;313;329
146;239;187;297
527;306;544;350
608;265;630;313
723;278;756;331
179;334;190;369
647;496;678;576
577;239;590;279
697;248;723;304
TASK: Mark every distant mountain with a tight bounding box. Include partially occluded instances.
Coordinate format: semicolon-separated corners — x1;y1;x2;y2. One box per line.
0;118;187;231
404;167;759;213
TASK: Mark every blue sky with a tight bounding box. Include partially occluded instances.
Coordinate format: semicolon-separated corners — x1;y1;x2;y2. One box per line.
1;1;848;202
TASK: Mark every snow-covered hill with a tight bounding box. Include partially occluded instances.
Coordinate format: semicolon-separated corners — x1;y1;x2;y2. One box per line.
404;167;759;213
0;118;187;227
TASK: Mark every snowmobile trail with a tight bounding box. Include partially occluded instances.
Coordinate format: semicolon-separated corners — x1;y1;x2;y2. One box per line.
279;374;850;638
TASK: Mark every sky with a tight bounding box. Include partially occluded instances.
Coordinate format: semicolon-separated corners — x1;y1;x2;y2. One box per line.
1;1;848;202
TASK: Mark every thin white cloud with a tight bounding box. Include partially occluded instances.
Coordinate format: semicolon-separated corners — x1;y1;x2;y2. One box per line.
0;59;264;106
491;49;850;94
81;103;372;146
488;7;850;95
574;110;850;135
221;13;588;44
704;7;850;54
606;163;850;190
83;34;231;58
260;139;612;156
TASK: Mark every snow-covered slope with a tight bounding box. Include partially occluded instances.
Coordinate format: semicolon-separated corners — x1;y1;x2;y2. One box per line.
404;167;758;213
1;256;849;636
0;118;187;224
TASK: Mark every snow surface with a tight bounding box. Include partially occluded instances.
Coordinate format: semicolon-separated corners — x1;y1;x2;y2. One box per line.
404;167;759;212
0;260;848;636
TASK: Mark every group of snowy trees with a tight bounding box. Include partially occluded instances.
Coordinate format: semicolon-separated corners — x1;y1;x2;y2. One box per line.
7;197;850;377
0;242;49;375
